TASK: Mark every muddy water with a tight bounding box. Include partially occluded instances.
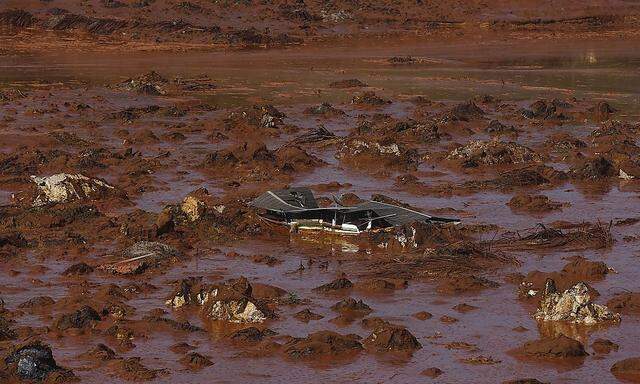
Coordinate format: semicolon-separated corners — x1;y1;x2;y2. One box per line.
2;39;640;383
2;39;640;112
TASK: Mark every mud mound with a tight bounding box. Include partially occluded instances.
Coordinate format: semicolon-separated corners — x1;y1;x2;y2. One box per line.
313;277;353;293
363;325;422;352
283;331;363;360
445;101;485;121
514;335;588;359
336;139;418;171
53;305;101;331
351;92;391;107
106;357;166;381
446;140;542;167
592;339;619;355
303;103;345;117
436;275;500;295
611;357;640;382
507;194;565;213
179;352;213;371
294;309;324;322
229;327;276;343
521;99;570;120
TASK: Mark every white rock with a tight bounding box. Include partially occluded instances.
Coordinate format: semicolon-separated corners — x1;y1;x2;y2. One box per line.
534;281;620;325
206;299;266;323
619;169;635;180
31;173;114;207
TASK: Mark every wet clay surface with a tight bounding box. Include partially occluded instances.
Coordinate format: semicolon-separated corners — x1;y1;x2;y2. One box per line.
2;6;640;383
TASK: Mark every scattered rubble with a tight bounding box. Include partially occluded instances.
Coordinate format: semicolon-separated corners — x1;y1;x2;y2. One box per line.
3;341;77;382
99;241;182;275
30;173;122;207
534;280;620;325
446;140;542;167
166;277;273;324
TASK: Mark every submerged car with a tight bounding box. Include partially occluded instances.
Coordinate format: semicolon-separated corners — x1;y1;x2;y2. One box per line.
250;187;460;236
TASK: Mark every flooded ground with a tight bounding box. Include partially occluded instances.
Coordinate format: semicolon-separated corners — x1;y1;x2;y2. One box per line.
2;35;640;383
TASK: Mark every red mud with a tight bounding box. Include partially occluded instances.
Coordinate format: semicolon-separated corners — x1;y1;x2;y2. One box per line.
2;2;640;383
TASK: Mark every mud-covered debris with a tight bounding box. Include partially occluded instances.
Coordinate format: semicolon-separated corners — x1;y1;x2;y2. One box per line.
461;355;501;365
82;344;117;361
485;120;518;135
254;104;286;128
18;296;55;310
521;99;569;120
592;338;619;354
179;352;213;371
303;102;345;117
363;325;422;352
331;297;372;315
515;335;588;359
313;277;353;292
0;315;17;341
203;293;267;324
611;357;640;382
497;222;613;252
0;9;37;28
166;277;272;323
620;169;635;180
329;79;367;88
62;262;94;276
570;156;616;179
294;309;324;322
4;341;77;382
543;132;587;153
181;194;207;222
30;173;119;207
290;125;337;145
119;71;168;95
534;280;620;325
503;379;549;384
351;91;391;106
446;101;485;121
100;241;182;275
336;139;418;170
446;140;542;167
229;327;276;343
507;194;565;213
54;305;101;331
589;101;616;120
283;331;363;359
